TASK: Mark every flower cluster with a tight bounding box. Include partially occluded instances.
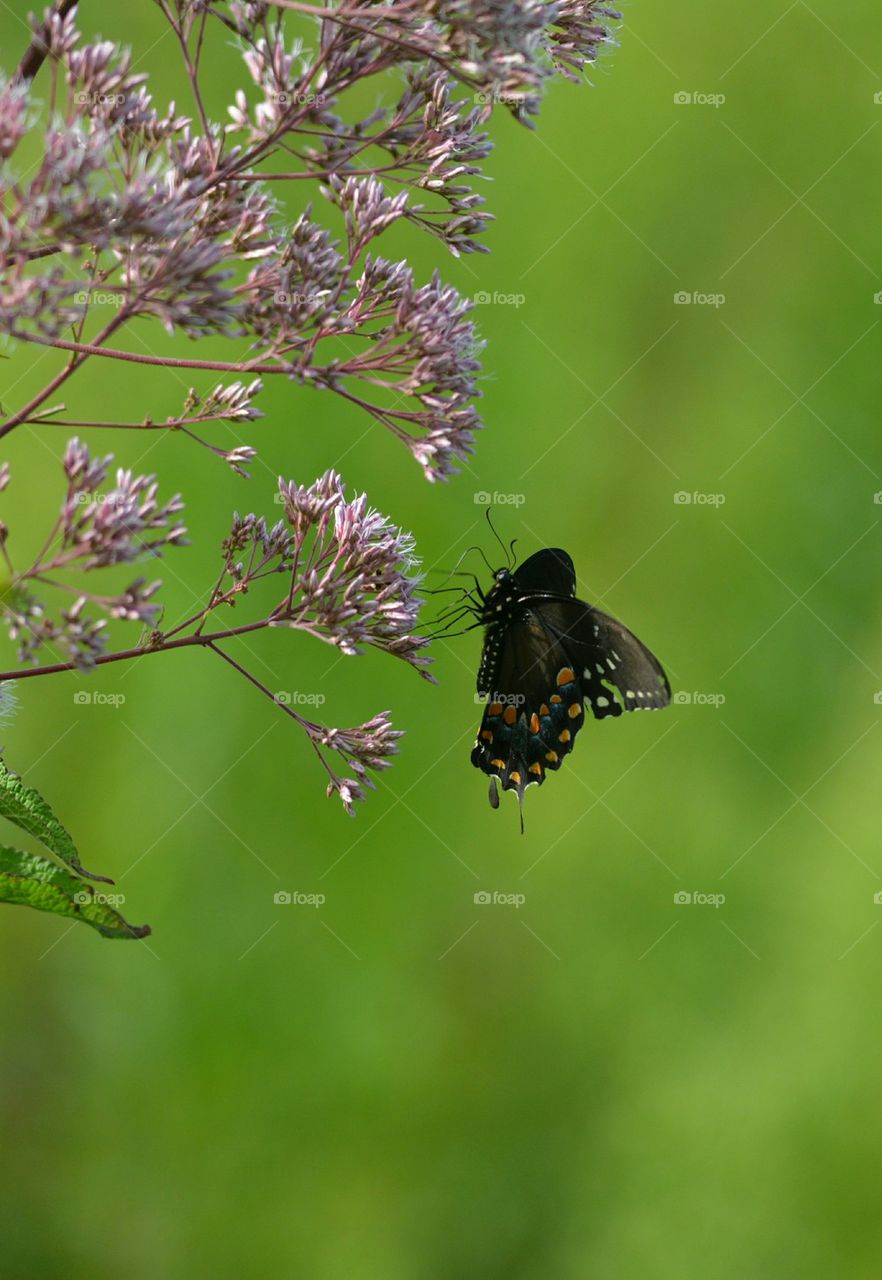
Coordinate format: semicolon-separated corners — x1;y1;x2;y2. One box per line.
60;439;186;570
0;0;621;822
312;712;403;818
218;469;432;675
1;0;618;478
0;442;184;667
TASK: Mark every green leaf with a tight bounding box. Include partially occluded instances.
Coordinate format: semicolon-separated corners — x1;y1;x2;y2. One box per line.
0;847;150;940
0;755;112;882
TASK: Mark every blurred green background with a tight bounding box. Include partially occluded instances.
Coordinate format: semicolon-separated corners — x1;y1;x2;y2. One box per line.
3;2;882;1276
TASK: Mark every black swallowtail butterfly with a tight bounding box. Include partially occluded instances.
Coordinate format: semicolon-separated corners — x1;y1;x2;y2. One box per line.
467;547;671;830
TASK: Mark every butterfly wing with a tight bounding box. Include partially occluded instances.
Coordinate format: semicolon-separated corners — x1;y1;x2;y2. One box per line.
511;547;576;597
510;551;669;710
471;600;669;801
533;598;671;717
470;613;590;813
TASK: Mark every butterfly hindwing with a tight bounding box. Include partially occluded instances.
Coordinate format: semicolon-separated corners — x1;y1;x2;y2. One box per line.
470;615;588;804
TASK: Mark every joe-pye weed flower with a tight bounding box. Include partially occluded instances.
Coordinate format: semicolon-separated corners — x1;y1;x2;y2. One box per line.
0;0;619;816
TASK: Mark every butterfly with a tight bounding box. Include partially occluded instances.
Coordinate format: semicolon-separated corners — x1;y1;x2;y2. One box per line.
467;547;671;830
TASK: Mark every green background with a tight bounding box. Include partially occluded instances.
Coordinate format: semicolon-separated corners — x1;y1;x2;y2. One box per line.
2;2;882;1275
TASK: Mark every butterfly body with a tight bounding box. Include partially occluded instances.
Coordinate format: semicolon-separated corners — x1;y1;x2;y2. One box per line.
469;548;670;827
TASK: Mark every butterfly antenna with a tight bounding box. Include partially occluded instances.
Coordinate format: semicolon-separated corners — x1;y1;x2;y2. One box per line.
485;505;509;568
508;537;518;571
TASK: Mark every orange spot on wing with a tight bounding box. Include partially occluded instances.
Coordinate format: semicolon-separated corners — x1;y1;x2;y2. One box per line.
539;703;550;717
491;758;506;770
529;762;543;776
545;751;559;763
488;701;504;717
559;729;571;743
503;705;517;726
550;694;563;705
481;730;493;742
508;770;521;785
568;702;582;719
557;667;575;686
529;713;540;734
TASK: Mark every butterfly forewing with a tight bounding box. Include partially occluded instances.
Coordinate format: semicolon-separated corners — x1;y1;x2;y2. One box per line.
510;547;577;597
533;599;671;717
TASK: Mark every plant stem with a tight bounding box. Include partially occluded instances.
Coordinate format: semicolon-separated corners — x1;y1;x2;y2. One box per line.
0;619;270;683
